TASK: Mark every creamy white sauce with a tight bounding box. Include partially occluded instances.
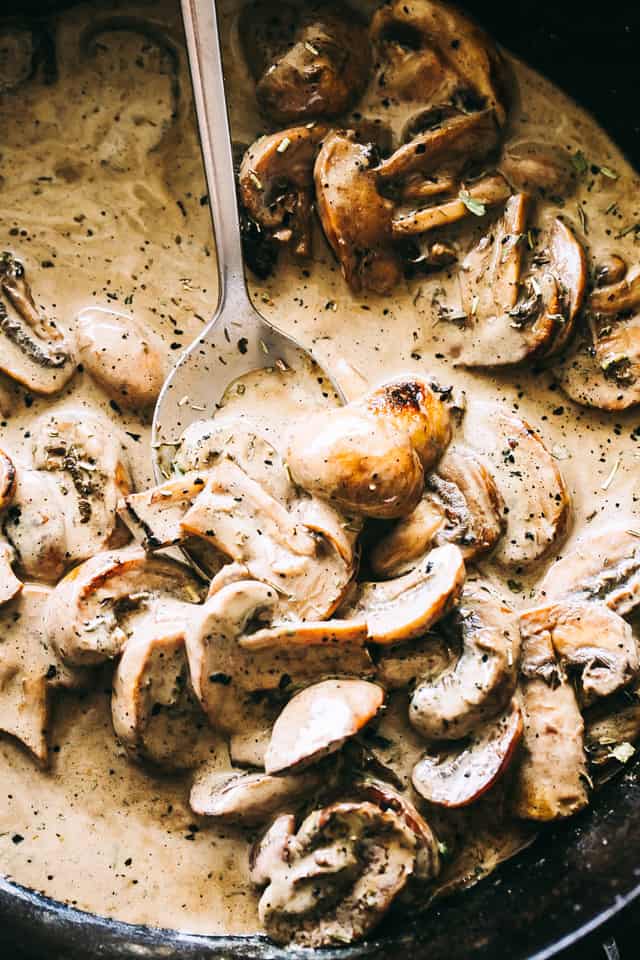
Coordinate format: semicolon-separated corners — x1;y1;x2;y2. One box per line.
1;0;640;938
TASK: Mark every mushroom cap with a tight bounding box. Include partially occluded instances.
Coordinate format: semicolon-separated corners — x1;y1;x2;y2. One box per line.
409;581;520;740
345;545;465;645
286;403;425;520
462;403;571;568
76;307;166;411
189;768;324;824
45;546;203;667
412;699;523;807
264;678;385;774
242;2;371;124
111;619;206;770
314;131;403;295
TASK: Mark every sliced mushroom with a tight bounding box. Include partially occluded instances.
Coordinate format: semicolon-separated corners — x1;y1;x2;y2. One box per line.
391;172;511;237
264;679;384;774
314;131;403;295
45;546;204;667
181;458;354;620
519;602;638;706
409;582;519;740
0;584;89;764
344;545;465;645
111;619;206;769
0;448;16;511
511;613;588;821
287;377;454;519
189;768;324;824
412;699;523;807
118;472;208;550
557;263;640;410
241;2;371;124
7;405;133;579
0;251;76;394
376;633;452;691
462;403;571;567
371;446;505;577
458;196;587;365
185;581;373;734
76;307;166;411
0;541;22;606
369;0;510;127
239;125;328;260
537;527;640;617
585;694;640;769
253;799;430;946
500;141;577;196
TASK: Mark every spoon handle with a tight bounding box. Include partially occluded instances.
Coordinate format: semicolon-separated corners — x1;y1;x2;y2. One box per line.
180;0;251;309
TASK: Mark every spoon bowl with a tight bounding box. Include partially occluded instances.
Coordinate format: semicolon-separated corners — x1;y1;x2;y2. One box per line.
152;0;341;481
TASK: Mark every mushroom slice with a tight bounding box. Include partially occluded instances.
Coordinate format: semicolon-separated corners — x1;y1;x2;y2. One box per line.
519;602;638;706
391;172;511;237
185;581;373;734
376;633;452;691
462;403;570;567
30;405;132;566
253;799;431;947
189;768;323;824
409;582;519;740
314;131;403;295
241;2;371;124
369;0;510;127
180;458;354;620
118;472;208;550
557;264;640;410
111;619;204;769
264;679;384;774
76;307;166;411
287;376;454;519
412;699;523;807
345;546;465;646
371;446;505;577
0;448;16;511
3;469;70;583
0;252;76;394
537;527;640;617
512;616;588;821
458;196;587;365
585;695;640;769
0;584;89;764
376;109;500;182
239;125;328;260
0;542;22;606
45;546;203;667
500;141;577;197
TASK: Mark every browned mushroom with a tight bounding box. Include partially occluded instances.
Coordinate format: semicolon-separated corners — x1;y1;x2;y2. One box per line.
369;0;511;127
314;131;403;295
409;581;519;740
251;798;438;946
239;124;328;260
344;545;465;645
391;172;511;238
457;195;587;366
241;2;371;124
0;252;76;394
557;262;640;410
519;602;638;706
511;612;588;821
264;678;385;774
412;699;523;807
189;767;324;824
371;446;505;577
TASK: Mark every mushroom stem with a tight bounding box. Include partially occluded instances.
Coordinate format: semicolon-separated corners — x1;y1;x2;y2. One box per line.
391;173;510;237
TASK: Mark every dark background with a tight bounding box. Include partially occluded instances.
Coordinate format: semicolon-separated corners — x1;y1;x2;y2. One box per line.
3;1;640;958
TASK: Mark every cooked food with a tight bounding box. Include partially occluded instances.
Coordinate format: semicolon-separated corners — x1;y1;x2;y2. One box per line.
1;0;639;949
241;1;371;124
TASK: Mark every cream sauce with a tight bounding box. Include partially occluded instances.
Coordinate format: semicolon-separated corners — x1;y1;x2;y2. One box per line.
1;0;640;938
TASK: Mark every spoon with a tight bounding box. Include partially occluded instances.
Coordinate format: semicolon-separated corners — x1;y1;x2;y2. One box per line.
152;0;341;480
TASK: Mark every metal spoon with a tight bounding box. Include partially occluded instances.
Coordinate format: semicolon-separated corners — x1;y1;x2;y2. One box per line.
152;0;340;480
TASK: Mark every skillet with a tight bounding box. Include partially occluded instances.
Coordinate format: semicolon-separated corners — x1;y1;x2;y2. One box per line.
1;0;640;956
